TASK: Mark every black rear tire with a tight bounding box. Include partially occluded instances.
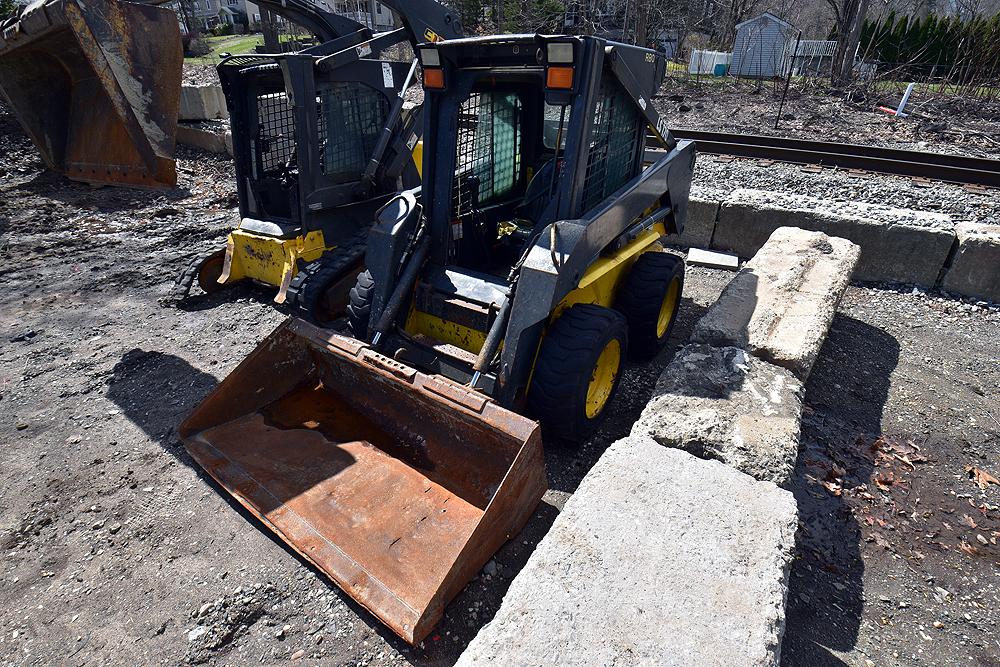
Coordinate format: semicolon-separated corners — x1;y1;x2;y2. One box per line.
346;269;375;339
615;251;684;359
527;304;628;444
297;262;358;328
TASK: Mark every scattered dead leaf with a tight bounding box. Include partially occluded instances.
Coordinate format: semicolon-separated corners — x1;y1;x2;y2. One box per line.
820;479;842;496
874;471;896;492
959;541;981;556
964;466;1000;490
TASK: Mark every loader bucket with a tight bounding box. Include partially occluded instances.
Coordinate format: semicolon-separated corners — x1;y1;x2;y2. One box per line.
179;318;547;644
0;0;182;188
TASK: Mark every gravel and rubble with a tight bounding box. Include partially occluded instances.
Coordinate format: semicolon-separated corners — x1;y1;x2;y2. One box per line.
2;96;999;667
692;156;1000;229
183;63;224;88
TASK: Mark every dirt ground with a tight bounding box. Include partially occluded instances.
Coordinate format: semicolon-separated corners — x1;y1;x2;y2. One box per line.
2;97;999;667
657;75;1000;159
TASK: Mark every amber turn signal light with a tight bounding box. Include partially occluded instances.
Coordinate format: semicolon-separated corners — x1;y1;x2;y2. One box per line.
423;68;445;89
546;66;574;90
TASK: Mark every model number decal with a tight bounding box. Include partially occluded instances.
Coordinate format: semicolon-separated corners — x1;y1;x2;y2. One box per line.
382;62;394;88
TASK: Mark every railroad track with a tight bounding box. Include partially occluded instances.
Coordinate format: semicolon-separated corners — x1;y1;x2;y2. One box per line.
653;130;1000;189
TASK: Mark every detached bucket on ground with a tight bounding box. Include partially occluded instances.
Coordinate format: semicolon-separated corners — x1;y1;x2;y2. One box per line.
0;0;182;188
180;319;546;644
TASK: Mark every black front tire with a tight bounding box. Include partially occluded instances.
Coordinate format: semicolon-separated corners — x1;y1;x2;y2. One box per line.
615;251;685;359
527;304;628;444
346;269;375;339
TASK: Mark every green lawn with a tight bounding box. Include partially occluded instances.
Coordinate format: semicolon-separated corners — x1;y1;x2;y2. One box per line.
185;34;263;64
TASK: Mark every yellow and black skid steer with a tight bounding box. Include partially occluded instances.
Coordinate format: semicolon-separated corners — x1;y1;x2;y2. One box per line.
169;0;462;325
179;33;695;644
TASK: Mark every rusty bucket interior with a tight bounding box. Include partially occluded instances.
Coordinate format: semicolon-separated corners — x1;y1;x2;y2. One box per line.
179;319;546;644
0;0;182;188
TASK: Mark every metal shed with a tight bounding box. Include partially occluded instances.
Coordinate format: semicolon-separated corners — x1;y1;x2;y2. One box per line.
731;12;795;78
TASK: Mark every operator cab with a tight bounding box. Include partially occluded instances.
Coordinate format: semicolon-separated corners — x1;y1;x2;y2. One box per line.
397;36;648;367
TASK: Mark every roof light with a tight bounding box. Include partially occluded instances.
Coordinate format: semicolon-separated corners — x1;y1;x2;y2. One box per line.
546;42;574;64
546;66;574;90
419;47;440;67
423;67;445;89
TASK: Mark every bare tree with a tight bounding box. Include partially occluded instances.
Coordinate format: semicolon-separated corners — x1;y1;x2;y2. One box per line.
721;0;763;45
178;0;201;40
827;0;870;85
260;7;281;52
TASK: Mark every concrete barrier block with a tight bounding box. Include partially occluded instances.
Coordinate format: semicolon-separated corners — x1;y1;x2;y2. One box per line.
664;185;725;249
713;188;954;286
179;84;228;121
940;222;1000;303
632;345;803;486
693;226;860;380
457;436;798;667
176;124;233;157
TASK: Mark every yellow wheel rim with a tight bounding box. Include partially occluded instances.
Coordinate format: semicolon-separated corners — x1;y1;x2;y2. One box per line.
585;338;621;419
656;277;681;339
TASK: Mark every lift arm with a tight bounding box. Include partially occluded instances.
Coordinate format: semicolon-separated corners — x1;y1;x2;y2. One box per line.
253;0;462;51
603;42;677;151
251;0;371;43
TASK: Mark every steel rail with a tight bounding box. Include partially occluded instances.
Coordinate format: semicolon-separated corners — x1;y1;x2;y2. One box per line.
651;129;1000;188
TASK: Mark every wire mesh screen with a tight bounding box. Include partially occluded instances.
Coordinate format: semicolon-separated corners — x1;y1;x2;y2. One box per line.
317;82;389;181
256;92;296;174
581;80;642;212
452;92;522;218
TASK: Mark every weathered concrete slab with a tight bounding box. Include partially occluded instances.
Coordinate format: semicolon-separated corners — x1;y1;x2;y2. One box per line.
179;84;228;121
632;345;803;486
940;222;1000;303
688;247;739;270
176;124;233;157
713;188;953;286
693;226;860;380
457;436;798;667
664;184;725;248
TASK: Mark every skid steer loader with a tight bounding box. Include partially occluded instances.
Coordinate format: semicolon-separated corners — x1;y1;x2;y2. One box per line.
0;0;182;188
169;0;463;325
179;33;694;644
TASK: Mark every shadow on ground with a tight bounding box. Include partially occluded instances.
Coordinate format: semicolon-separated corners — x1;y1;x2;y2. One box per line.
104;346;559;664
781;314;901;666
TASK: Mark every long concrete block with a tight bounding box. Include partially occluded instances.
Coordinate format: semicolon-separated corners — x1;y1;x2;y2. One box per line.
176;124;233;157
179;84;228;121
713;188;953;286
663;184;725;249
940;222;1000;303
693;226;860;380
631;345;803;487
457;436;798;667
